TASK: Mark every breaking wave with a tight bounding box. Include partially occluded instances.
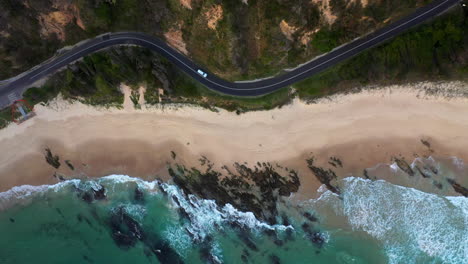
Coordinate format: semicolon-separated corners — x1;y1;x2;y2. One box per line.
313;177;468;264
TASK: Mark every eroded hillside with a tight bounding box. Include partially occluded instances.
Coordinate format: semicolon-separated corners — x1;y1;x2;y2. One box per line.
0;0;428;80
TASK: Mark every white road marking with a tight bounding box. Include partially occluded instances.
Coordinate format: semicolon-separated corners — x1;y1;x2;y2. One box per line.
7;93;17;102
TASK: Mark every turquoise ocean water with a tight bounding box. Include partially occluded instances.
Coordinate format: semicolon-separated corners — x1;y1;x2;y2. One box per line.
0;174;466;264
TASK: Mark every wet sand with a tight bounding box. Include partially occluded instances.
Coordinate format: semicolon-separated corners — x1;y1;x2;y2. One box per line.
0;81;467;198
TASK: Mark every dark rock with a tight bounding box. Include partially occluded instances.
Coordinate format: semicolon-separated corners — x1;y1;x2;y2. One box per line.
393;158;415;176
328;156;343;168
301;223;325;247
93;185;106;200
363;169;370;179
147;239;185;264
82;255;93;263
303;212;318;222
273;239;284;246
134;187;144;202
306;157;341;194
143;247;153;259
447;178;468;197
9;218;15;223
84;217;93;227
420;139;431;148
309;232;326;248
79;184;106;203
168;158;300;225
281;215;290;226
56;208;65;218
81;192;93;203
65;160;75;171
263;228;276;237
178;207;191;221
199;245;222;264
284;227;294;242
416;166;431;178
44;148;60;169
433;181;443;190
109;207;144;249
270;255;281;264
237;231;258;251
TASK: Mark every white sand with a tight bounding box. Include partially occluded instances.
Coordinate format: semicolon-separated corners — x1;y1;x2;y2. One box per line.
0;81;467;194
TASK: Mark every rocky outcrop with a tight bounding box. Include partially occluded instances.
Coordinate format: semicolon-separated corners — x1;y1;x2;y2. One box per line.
168;156;300;224
306;156;341;194
38;0;85;40
447;178;468;197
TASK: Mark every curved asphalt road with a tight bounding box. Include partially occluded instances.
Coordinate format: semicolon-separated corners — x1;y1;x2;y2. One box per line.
0;0;459;108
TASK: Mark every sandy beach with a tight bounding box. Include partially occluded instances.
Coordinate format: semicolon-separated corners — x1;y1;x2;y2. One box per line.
0;81;467;198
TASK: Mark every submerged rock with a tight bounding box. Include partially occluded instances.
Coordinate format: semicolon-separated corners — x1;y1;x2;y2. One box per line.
82;255;93;263
303;212;318;222
78;184;106;203
199;245;222;264
109;207;144;249
134;187;144;202
301;222;325;248
270;254;281;264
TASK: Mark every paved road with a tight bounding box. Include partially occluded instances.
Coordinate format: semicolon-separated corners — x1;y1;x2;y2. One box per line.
0;0;459;108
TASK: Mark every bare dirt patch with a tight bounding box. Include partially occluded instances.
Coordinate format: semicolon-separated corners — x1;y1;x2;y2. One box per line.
38;1;85;40
179;0;192;10
311;0;337;25
300;28;320;46
205;5;224;30
164;22;189;55
279;20;298;41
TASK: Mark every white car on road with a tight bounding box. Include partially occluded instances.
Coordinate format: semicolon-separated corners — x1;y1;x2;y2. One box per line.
197;69;208;78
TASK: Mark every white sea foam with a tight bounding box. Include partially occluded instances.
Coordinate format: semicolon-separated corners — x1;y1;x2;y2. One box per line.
315;177;468;264
159;182;293;242
98;174;159;193
0;180;80;210
451;156;465;169
389;162;399;172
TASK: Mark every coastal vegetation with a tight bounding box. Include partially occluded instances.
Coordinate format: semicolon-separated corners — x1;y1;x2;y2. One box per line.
1;0;426;80
0;3;465;130
296;6;468;99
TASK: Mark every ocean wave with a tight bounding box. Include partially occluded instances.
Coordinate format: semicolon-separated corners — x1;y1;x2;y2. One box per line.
0;174;160;211
0;180;80;211
0;174;296;261
159;182;293;242
313;177;468;263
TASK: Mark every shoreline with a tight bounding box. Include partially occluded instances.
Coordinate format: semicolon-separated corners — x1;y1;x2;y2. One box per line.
1;81;468;198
